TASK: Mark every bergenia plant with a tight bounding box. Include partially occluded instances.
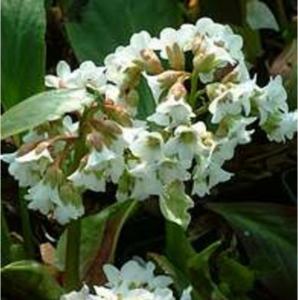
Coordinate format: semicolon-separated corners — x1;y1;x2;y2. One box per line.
1;17;297;298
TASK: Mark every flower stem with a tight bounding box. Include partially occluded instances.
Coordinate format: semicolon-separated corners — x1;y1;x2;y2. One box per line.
64;219;81;291
189;70;199;108
18;188;35;258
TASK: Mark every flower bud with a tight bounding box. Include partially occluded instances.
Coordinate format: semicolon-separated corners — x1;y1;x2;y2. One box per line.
193;52;217;73
140;49;164;75
17;141;41;157
169;81;187;100
86;132;103;151
192;35;207;55
157;70;186;89
122;64;142;90
166;43;185;71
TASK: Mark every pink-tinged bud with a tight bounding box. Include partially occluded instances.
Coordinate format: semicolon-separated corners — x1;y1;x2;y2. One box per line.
169;81;187;100
86;132;103;151
192;35;207;55
123;64;142;90
17;141;41;156
157;70;187;89
140;49;164;75
166;43;185;71
103;102;133;127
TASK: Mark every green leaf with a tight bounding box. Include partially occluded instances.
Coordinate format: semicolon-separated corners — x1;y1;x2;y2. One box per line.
65;0;182;64
165;222;196;271
207;202;297;299
136;76;156;120
1;89;94;140
246;0;279;31
1;260;64;300
2;0;46;110
188;241;228;300
217;255;255;297
55;200;138;284
160;181;194;229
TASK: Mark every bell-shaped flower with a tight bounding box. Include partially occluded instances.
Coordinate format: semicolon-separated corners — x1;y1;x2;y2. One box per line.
262;111;297;143
165;122;208;167
208;80;256;123
129;131;165;163
253;75;288;125
147;95;195;129
129;163;163;200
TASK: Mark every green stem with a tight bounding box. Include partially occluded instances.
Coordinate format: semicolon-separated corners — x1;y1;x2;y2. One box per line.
1;208;12;266
189;70;199;108
64;219;81;291
275;0;287;28
64;110;89;291
19;188;35;258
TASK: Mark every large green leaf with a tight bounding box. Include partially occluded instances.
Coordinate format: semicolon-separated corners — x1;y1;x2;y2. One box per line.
1;260;64;300
207;202;297;299
2;0;46;110
65;0;182;64
55;200;138;285
1;89;94;140
160;181;194;229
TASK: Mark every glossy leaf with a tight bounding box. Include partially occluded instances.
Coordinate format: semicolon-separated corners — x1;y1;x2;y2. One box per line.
65;0;182;64
2;0;46;110
160;181;194;229
1;89;94;140
207;202;297;299
55;200;138;285
246;0;279;31
1;260;64;300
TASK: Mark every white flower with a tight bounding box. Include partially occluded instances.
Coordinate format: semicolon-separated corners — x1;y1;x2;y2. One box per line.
53;200;84;225
129;131;165;163
130;163;163;200
147;96;195;128
264;111;297;143
192;157;232;197
208;80;256;124
157;158;191;185
103;260;173;293
60;285;90;300
195;18;244;62
45;60;106;90
25;180;57;215
45;61;80;89
86;147;117;170
254;75;288;125
165;122;208;167
1;149;51;187
68;169;106;192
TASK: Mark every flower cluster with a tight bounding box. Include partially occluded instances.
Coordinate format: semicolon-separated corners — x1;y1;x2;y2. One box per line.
1;18;297;225
61;259;192;300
